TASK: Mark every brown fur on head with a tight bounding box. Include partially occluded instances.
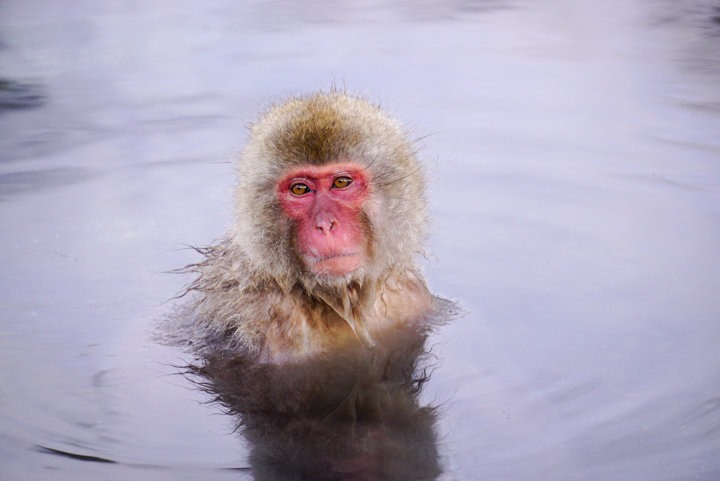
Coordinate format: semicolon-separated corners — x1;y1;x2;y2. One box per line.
232;92;428;292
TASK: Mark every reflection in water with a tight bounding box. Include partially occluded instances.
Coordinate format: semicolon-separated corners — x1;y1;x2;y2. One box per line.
0;167;95;197
0;78;44;110
185;323;442;481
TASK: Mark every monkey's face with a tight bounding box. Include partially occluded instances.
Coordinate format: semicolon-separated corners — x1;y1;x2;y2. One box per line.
276;162;371;277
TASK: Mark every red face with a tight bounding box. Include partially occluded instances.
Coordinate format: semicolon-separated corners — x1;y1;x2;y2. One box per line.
277;162;370;277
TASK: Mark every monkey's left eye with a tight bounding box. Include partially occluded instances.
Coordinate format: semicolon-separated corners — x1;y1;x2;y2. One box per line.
332;176;352;189
290;183;311;195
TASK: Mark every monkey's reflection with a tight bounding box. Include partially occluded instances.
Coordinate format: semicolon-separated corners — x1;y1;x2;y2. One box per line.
186;324;441;481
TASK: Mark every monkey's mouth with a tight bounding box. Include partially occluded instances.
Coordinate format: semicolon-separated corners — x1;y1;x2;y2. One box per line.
314;251;359;262
306;251;362;276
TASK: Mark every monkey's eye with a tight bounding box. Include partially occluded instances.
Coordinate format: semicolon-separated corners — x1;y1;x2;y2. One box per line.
332;176;352;189
290;183;311;195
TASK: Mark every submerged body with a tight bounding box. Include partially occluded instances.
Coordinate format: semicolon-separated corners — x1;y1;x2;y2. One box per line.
185;92;436;363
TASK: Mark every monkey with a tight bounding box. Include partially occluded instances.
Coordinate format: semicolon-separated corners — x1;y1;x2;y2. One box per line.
175;92;448;477
182;91;439;363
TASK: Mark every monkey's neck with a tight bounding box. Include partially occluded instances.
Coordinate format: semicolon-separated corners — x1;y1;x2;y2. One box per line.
311;280;377;348
255;268;433;363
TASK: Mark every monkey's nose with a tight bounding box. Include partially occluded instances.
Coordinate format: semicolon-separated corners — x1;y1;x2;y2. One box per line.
315;218;337;233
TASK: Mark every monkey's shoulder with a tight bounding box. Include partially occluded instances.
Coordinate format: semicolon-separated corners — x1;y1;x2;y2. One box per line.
374;270;435;325
188;253;442;361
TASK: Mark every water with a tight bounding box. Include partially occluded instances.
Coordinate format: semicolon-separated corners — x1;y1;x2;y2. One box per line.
1;0;719;479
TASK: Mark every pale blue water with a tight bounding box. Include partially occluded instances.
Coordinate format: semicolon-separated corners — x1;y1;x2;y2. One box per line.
1;1;719;480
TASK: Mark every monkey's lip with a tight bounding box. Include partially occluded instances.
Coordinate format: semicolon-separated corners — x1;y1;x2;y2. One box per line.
307;251;362;275
312;251;360;262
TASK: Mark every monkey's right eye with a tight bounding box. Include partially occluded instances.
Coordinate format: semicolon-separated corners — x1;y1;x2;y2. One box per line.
290;183;311;195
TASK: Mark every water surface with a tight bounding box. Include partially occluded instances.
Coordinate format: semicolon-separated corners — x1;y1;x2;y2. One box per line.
1;1;719;480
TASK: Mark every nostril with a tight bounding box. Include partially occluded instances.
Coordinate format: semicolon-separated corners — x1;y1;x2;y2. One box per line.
315;218;337;233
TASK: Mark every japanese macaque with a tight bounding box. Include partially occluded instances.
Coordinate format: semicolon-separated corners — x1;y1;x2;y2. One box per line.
184;91;438;363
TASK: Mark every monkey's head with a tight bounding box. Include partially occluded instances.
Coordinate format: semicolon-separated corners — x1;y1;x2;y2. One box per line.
232;92;427;292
